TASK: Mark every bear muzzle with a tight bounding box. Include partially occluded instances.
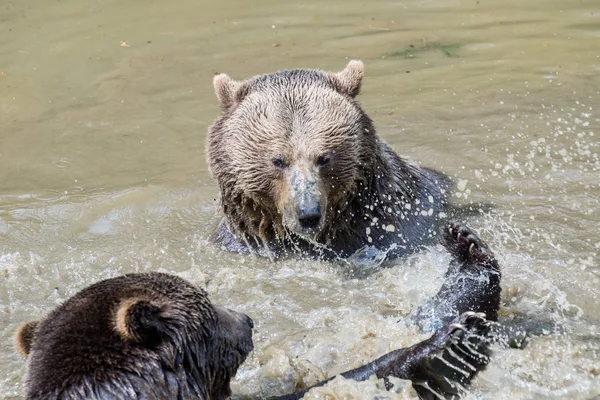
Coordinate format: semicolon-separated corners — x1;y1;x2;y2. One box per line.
214;306;254;355
284;166;327;236
297;202;321;231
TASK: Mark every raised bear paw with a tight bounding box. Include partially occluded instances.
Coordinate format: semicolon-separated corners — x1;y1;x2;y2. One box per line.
442;223;499;271
410;311;493;400
413;222;502;331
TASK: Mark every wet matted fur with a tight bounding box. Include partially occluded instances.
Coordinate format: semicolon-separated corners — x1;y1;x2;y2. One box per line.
15;273;254;400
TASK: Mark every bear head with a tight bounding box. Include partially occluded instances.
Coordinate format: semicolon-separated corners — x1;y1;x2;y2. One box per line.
15;272;254;400
207;61;379;247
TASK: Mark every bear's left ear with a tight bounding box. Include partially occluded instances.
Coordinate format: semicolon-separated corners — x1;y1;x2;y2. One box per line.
114;297;169;346
331;60;364;98
15;320;39;357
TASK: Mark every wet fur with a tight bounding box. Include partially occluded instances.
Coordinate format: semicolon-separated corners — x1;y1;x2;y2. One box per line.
415;223;502;332
208;61;452;260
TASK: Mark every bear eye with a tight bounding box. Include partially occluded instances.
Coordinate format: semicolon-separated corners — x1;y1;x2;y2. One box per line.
316;154;331;167
272;157;287;169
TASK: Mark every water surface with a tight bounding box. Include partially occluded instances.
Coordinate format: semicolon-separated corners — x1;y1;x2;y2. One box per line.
1;0;599;398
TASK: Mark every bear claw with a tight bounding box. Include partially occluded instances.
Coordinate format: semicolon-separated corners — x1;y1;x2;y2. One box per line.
416;311;491;399
449;323;466;332
412;312;493;399
442;223;498;270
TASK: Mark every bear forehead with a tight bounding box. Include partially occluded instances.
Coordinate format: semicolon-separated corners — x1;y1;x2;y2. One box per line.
32;274;215;347
59;273;213;317
225;85;364;143
86;272;206;296
248;68;336;89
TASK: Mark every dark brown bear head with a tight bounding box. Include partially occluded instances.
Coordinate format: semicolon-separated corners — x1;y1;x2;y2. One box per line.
15;272;254;400
207;61;378;246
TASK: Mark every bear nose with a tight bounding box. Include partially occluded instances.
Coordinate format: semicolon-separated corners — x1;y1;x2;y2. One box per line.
246;315;254;329
298;207;321;230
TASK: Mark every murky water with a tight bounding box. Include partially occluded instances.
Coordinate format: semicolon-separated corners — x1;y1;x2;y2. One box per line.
1;0;599;398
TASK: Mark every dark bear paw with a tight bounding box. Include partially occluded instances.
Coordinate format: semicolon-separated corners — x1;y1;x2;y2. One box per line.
442;223;498;271
412;312;493;400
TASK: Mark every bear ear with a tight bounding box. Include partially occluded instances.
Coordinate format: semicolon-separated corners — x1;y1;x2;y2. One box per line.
114;297;168;346
331;60;364;98
15;320;39;357
213;73;241;111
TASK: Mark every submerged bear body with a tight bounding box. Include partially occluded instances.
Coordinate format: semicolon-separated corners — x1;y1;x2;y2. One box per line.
207;61;453;260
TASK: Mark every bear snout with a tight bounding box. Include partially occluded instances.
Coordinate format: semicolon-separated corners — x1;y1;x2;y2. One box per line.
284;166;326;236
297;203;321;231
214;307;254;352
286;188;325;235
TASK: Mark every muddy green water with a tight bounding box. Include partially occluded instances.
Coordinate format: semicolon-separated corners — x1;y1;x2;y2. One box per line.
1;0;599;398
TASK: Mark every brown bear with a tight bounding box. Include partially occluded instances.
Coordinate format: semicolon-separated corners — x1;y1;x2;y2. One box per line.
15;272;254;400
207;60;455;261
16;225;499;400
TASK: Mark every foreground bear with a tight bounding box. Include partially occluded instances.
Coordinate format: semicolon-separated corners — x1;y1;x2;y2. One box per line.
16;273;254;399
208;60;456;260
16;228;497;400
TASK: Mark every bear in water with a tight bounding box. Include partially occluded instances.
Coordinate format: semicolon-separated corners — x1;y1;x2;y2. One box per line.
16;273;254;400
207;60;456;261
16;227;498;400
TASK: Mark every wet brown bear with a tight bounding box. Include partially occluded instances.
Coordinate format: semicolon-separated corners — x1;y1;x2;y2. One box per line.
207;60;453;261
16;225;498;400
16;273;254;400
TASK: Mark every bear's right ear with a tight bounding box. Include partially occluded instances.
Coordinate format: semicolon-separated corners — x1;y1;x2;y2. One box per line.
331;60;364;98
213;73;242;111
114;297;168;346
15;320;39;357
